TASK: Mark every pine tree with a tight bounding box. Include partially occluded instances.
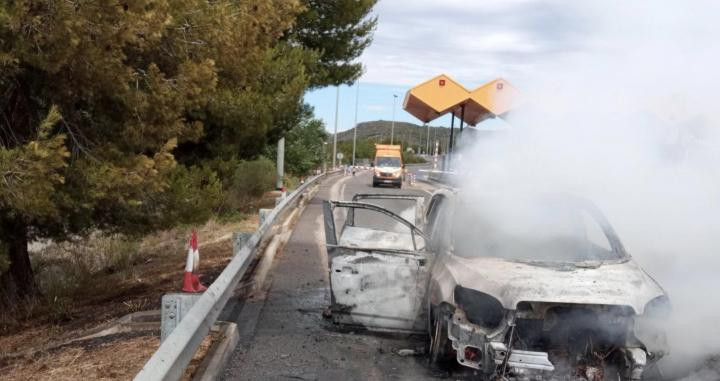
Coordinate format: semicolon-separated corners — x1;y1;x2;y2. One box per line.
0;0;296;302
291;0;378;87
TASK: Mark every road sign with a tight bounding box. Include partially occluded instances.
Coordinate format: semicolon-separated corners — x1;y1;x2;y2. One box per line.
336;152;344;160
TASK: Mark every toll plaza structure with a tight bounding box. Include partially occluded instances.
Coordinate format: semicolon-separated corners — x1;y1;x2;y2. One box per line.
402;74;518;168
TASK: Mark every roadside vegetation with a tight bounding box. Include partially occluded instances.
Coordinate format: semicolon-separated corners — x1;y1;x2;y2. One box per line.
0;0;378;350
335;136;428;165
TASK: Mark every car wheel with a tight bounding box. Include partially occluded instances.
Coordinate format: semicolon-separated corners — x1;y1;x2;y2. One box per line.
428;309;454;369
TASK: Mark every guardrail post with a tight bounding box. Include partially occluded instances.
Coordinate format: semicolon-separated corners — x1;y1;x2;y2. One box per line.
258;208;272;226
232;232;253;255
274;191;286;206
161;293;202;342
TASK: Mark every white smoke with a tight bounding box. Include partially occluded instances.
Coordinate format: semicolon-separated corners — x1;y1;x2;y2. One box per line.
454;1;720;378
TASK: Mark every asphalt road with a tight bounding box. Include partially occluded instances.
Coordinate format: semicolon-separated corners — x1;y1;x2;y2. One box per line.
220;168;460;381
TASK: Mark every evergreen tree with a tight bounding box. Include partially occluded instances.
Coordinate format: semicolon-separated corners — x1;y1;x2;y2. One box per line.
0;0;295;302
291;0;378;87
267;104;329;176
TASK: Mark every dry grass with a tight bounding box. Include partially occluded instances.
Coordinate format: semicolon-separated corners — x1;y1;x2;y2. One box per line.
182;332;218;381
0;331;218;381
0;334;160;381
0;212;262;378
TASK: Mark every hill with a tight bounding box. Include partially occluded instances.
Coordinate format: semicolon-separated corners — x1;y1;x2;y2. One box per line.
335;120;451;154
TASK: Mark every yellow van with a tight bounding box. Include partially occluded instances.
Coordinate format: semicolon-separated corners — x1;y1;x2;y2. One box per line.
372;144;403;188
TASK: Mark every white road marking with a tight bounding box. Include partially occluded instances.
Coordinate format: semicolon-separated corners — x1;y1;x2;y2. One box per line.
329;174;355;200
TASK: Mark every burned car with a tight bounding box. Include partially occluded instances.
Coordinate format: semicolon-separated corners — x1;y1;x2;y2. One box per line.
323;191;670;381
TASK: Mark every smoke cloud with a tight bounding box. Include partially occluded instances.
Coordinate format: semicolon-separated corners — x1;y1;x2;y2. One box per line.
453;1;720;378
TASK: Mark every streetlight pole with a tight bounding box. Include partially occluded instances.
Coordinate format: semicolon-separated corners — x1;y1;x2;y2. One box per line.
390;94;397;145
352;82;359;166
332;86;340;169
276;137;284;190
322;141;328;173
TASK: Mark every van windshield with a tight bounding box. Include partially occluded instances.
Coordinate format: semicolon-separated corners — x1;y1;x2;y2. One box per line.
376;157;401;168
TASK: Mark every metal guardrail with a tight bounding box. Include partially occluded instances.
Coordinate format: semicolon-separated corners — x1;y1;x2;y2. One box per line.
417;169;458;187
135;171;336;381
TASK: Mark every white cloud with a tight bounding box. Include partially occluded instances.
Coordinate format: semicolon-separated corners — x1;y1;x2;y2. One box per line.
360;0;591;87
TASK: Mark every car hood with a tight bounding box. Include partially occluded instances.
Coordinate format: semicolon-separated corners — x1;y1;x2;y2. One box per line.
445;256;665;314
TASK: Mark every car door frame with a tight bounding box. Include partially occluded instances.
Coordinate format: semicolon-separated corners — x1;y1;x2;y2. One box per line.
347;193;427;228
323;200;430;332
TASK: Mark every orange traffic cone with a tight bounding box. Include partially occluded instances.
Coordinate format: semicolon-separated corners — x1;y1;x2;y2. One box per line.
182;230;207;293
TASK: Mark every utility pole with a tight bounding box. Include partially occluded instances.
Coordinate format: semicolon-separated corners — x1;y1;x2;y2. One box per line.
390;94;397;144
332;86;339;169
352;82;359;166
276;137;285;190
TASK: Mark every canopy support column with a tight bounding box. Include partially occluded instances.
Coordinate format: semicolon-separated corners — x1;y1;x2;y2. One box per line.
447;111;455;171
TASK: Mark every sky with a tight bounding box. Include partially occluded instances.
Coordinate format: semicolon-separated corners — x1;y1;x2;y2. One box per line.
304;0;586;132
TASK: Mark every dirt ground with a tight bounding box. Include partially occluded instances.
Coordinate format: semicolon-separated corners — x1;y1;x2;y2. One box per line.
1;332;160;380
0;194;272;379
0;330;218;381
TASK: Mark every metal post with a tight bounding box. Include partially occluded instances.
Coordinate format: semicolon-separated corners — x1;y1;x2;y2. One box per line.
276;137;284;190
322;141;327;172
332;86;339;169
391;94;397;144
416;126;421;154
425;123;430;156
458;104;465;150
447;111;455;170
432;125;437;152
352;82;359;166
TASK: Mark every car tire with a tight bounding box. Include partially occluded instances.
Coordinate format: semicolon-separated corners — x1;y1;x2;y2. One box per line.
428;309;454;369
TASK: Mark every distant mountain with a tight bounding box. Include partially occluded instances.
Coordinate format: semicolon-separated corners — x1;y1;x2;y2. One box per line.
335;120;452;152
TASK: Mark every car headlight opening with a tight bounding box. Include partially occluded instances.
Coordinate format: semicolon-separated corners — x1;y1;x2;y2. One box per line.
454;286;505;329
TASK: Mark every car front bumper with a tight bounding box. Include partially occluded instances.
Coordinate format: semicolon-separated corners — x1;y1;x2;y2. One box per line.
446;307;652;380
446;308;554;375
373;175;401;185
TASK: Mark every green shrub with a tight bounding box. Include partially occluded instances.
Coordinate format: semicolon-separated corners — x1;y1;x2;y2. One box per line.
283;174;300;191
159;164;223;228
232;157;276;197
402;151;427;164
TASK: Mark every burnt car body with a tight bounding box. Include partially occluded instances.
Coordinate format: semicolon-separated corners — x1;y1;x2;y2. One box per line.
322;191;670;381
